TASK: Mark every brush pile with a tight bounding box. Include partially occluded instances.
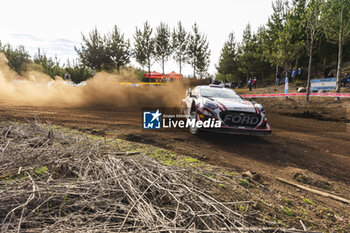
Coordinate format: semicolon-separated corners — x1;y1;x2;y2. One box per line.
0;121;305;232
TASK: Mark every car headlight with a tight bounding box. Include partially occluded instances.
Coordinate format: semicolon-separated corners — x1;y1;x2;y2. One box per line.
204;100;218;109
203;109;213;116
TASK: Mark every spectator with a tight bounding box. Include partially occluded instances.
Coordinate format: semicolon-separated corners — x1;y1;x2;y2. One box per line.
276;73;281;86
327;71;335;78
248;79;252;91
297;67;303;80
342;73;349;87
324;67;333;79
238;80;243;89
342;74;346;87
212;79;220;85
64;72;71;80
230;81;236;89
291;68;297;81
253;77;257;89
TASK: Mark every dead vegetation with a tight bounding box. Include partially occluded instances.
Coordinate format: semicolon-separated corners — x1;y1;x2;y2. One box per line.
0;121;320;232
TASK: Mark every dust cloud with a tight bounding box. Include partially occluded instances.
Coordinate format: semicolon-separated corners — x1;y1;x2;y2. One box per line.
0;53;186;110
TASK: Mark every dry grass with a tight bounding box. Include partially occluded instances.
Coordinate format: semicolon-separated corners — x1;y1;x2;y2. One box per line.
0;121;312;232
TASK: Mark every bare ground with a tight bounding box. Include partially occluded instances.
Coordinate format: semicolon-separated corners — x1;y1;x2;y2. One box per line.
0;96;349;231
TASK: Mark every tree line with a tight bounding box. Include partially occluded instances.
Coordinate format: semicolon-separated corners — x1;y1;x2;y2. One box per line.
216;0;350;96
0;21;211;83
76;21;211;79
0;42;91;84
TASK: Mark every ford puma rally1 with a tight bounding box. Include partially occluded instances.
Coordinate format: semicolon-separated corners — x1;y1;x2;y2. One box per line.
181;85;272;135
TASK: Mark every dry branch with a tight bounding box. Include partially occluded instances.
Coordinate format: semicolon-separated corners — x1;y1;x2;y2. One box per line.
277;177;350;205
0;121;309;232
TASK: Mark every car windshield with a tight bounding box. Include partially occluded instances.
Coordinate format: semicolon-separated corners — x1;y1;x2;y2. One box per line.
200;88;242;99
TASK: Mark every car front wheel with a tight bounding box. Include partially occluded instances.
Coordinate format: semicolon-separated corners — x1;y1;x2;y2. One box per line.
189;111;199;135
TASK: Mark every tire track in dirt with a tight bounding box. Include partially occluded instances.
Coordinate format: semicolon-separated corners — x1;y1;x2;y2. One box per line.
0;104;349;185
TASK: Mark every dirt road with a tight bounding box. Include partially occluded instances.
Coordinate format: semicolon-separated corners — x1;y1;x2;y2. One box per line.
0;99;349;187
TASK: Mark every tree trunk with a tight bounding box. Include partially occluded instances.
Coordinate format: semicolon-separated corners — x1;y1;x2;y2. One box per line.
148;59;151;83
315;62;318;77
323;56;327;77
162;58;165;83
261;72;264;87
179;56;182;75
336;8;343;93
275;64;279;86
306;41;313;103
117;65;120;74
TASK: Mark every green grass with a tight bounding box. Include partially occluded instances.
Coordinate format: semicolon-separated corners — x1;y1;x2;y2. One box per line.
34;166;49;176
283;198;293;206
282;207;295;216
303;198;315;205
294;174;306;184
239;178;251;188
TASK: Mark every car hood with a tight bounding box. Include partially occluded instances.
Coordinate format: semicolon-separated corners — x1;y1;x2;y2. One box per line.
211;98;257;113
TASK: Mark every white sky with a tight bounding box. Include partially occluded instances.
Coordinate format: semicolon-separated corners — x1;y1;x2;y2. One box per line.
0;0;274;76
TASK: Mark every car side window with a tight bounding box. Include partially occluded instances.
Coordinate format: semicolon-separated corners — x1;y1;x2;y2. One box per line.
192;88;199;97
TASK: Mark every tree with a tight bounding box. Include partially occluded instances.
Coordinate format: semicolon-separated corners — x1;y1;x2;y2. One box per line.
262;0;288;84
106;26;131;74
316;34;337;73
288;0;307;67
172;21;188;75
305;0;323;102
65;62;91;84
255;26;273;85
155;22;172;77
134;21;155;80
275;15;295;73
273;1;299;75
33;49;65;78
216;33;237;83
321;0;350;92
237;24;259;84
0;43;30;73
187;23;210;78
75;28;107;71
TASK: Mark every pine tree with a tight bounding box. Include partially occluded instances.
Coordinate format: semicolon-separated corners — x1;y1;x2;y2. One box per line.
216;33;237;83
0;44;30;73
263;0;288;84
106;26;131;74
155;22;172;77
275;8;296;74
255;26;273;85
305;0;323;102
321;0;350;92
172;21;188;75
289;0;307;67
187;23;210;78
75;28;107;71
134;21;155;80
237;24;259;84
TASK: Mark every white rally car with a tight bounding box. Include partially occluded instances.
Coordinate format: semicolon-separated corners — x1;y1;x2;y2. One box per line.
181;85;272;135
